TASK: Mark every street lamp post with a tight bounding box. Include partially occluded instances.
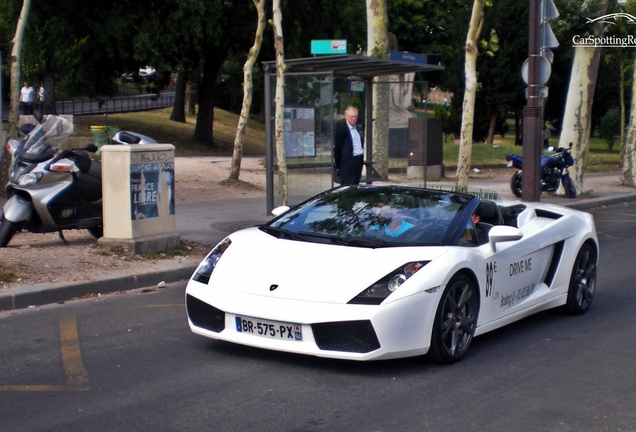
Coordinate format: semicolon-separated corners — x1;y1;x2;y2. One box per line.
522;0;543;202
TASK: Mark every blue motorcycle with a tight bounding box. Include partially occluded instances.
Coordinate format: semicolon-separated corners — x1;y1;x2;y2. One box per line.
505;142;576;199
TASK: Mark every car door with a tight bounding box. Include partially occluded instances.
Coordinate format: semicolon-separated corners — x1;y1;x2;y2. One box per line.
479;230;553;324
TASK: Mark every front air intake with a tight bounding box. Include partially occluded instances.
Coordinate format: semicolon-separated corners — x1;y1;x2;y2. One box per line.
312;320;380;353
186;294;225;333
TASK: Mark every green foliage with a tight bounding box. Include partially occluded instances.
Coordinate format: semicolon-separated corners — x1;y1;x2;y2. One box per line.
599;108;621;151
432;104;451;122
370;44;389;58
479;29;500;57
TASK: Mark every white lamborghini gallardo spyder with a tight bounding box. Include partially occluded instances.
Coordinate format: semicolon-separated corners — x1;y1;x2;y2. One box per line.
186;185;598;363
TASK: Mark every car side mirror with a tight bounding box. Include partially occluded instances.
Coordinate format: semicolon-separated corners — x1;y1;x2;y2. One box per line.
271;206;290;217
489;225;523;252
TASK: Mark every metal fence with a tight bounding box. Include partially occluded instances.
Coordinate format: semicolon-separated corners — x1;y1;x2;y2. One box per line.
2;92;175;121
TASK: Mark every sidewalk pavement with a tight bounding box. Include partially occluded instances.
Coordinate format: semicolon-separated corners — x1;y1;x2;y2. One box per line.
1;162;634;311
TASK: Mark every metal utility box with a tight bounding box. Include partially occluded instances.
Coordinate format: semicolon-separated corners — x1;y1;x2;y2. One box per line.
407;117;443;181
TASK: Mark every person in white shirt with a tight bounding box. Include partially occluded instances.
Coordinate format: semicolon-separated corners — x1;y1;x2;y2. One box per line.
19;82;35;115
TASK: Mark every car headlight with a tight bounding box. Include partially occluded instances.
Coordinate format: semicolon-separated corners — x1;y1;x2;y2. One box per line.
348;261;429;305
191;238;232;284
17;172;43;186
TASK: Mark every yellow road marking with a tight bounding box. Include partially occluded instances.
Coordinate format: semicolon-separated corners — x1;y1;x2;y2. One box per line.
0;315;89;392
59;316;89;390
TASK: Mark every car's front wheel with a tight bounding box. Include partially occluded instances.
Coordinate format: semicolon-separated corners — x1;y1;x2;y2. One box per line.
0;215;18;247
429;274;479;364
565;243;597;314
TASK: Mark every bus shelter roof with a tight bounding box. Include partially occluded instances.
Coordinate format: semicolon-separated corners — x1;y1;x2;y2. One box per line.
262;54;443;79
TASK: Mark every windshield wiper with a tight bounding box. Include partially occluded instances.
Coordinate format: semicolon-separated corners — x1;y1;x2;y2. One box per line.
341;236;390;248
258;225;310;241
297;231;389;248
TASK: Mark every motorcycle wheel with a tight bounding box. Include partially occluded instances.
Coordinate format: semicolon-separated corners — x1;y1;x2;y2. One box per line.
87;225;103;239
563;177;577;199
510;171;522;198
0;215;18;247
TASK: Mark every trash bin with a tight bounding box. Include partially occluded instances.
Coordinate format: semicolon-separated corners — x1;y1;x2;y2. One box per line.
91;126;109;147
407;117;444;181
90;125;120;148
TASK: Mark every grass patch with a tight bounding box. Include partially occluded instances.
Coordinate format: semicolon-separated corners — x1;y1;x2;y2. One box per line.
438;135;621;171
0;265;23;284
71;108;266;156
59;107;623;171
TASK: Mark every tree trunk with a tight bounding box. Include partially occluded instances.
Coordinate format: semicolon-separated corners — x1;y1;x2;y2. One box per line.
187;69;199;116
619;57;626;165
367;0;390;180
515;109;522;146
557;47;601;193
229;0;266;182
42;74;56;115
7;0;31;138
620;57;636;187
194;52;224;146
170;68;187;123
273;0;288;205
456;0;484;189
557;0;608;193
1;0;31;190
486;112;496;144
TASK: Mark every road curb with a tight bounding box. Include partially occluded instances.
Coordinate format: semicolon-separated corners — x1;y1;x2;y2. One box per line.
558;192;636;211
0;262;198;311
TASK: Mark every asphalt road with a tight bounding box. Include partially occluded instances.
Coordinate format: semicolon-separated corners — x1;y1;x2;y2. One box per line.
176;198;270;246
1;202;635;432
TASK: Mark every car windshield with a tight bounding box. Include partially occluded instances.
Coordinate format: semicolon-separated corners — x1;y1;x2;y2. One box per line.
266;186;475;247
21;115;73;160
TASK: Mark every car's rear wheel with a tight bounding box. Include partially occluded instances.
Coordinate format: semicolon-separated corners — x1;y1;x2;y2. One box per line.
429;274;479;364
565;243;596;314
510;172;522;198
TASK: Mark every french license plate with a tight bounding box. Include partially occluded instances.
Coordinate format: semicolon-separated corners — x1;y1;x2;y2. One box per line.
507;160;513;167
235;316;302;341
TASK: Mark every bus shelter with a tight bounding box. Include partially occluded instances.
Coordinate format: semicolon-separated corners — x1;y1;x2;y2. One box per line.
262;54;444;212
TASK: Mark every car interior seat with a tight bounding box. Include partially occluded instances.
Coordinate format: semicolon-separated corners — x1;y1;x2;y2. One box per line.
478;200;503;226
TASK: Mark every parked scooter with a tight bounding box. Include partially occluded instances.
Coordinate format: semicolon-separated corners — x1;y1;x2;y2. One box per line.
111;129;157;145
0;114;155;247
505;142;576;199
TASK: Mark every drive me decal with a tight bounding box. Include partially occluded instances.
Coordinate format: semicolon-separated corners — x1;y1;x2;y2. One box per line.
485;257;537;309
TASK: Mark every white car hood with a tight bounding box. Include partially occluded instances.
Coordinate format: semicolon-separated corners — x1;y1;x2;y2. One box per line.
208;228;449;304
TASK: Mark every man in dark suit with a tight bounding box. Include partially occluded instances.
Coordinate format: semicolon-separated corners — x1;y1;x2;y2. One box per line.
334;105;364;185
